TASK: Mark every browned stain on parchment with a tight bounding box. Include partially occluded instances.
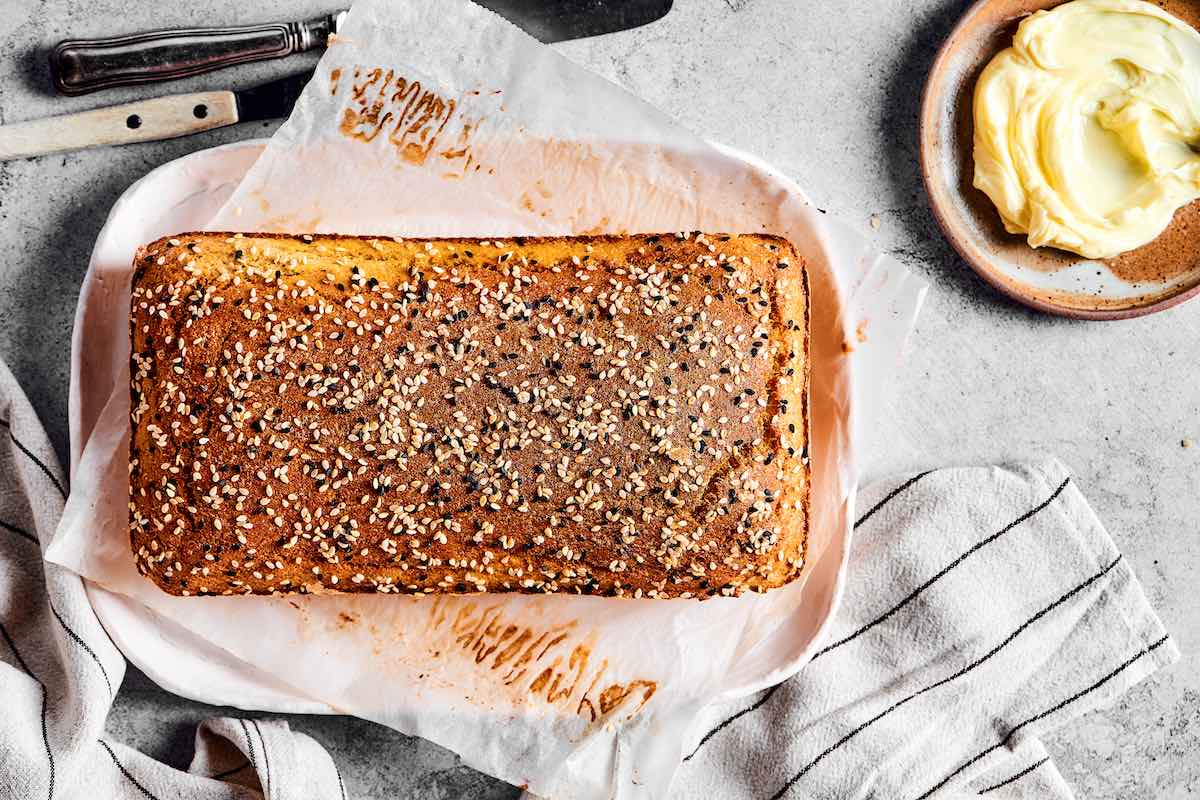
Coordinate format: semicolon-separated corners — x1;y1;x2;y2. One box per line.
337;67;473;169
329;67;342;96
436;121;480;177
518;179;557;218
427;597;656;723
576;217;613;236
520;193;550;218
842;318;870;354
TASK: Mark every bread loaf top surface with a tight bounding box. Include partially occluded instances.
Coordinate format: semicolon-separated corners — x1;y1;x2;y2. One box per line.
129;232;809;599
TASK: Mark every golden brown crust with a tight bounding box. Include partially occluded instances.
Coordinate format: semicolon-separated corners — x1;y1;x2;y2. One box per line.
129;232;809;599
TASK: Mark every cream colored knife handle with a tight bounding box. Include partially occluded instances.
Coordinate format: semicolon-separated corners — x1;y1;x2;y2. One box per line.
0;90;237;161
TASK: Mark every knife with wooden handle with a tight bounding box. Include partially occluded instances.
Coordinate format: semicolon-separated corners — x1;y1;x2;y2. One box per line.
0;70;311;162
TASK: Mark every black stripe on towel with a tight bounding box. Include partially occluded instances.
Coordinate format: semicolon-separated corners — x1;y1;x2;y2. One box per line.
49;602;114;697
37;685;54;800
810;477;1071;661
337;766;348;800
1;517;38;545
681;683;782;762
252;719;272;798
765;555;1121;800
0;417;68;499
239;719;259;785
1;620;55;800
854;471;933;529
914;634;1172;800
682;476;1069;763
977;757;1050;794
99;740;161;800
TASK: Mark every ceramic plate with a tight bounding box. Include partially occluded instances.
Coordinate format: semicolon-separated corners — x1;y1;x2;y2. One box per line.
67;139;858;712
920;0;1200;319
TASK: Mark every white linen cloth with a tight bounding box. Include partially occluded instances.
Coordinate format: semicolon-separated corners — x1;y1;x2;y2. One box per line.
0;353;1177;799
668;461;1178;800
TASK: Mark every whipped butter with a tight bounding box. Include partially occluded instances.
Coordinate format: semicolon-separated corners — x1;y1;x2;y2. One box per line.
973;0;1200;260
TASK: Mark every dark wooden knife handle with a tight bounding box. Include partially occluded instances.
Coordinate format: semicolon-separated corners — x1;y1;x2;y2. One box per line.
50;17;335;96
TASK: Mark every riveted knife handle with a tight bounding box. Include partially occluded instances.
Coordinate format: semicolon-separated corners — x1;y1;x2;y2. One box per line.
0;90;238;161
50;15;335;96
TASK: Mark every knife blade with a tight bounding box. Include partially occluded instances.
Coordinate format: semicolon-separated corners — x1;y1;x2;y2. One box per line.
0;70;314;162
51;13;345;96
480;0;673;43
49;2;672;96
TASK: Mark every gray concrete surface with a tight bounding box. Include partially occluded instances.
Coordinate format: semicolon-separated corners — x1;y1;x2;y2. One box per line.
2;0;1197;797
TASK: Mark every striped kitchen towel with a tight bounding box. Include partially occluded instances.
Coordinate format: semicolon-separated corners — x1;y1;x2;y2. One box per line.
670;461;1178;799
0;355;347;800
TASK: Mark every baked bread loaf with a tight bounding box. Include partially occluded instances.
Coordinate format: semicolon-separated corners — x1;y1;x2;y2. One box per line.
129;232;810;599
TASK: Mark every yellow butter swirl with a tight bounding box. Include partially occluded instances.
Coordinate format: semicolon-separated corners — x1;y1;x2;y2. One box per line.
973;0;1200;260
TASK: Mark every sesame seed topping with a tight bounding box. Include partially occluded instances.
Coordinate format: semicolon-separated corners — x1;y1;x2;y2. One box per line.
128;233;809;598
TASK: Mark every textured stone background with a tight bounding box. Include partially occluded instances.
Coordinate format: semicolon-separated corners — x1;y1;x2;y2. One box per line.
1;0;1196;797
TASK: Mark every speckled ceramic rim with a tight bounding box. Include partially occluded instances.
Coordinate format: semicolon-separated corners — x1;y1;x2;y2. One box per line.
918;0;1200;321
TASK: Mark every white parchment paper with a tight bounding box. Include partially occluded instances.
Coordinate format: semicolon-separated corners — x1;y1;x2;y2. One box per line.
47;2;928;797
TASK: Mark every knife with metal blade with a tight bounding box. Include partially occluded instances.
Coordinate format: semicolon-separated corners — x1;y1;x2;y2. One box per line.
482;0;673;43
49;1;673;96
0;69;312;162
